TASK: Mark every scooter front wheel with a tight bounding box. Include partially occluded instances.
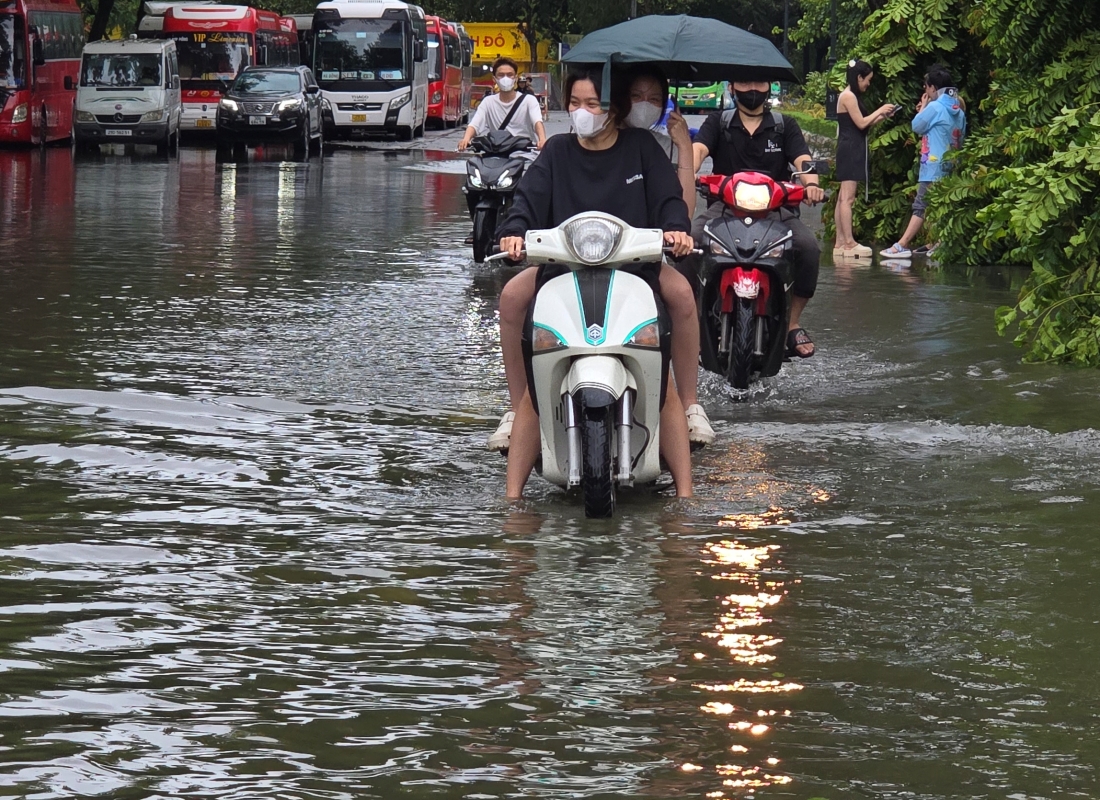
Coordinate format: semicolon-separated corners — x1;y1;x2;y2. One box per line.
472;207;498;263
580;403;616;518
727;298;755;391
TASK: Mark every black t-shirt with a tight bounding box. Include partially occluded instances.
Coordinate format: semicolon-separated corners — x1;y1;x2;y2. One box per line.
497;127;690;240
693;110;811;181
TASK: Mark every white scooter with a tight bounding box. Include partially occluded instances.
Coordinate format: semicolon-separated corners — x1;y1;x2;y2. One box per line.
492;212;677;517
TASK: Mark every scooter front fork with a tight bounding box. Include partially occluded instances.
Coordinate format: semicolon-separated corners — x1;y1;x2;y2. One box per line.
616;390;634;486
565;394;581;488
563;391;635;487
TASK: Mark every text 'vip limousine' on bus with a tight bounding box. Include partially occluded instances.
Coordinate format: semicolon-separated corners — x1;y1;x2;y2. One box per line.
311;0;428;141
148;4;298;131
0;0;83;145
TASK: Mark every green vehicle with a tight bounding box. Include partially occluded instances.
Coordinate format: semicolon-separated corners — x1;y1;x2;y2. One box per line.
670;80;727;111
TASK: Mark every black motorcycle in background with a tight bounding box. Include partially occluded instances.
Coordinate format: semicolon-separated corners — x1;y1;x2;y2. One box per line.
693;164;824;391
463;131;535;263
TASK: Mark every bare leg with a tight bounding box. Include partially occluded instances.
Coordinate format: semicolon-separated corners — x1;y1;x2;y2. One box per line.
499;266;539;409
659;264;700;408
834;180;858;249
659;388;693;498
897;214;924;249
504;390;540;499
787;295;814;357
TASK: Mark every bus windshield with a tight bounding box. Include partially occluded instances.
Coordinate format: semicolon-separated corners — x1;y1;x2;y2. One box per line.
314;18;407;86
426;33;440;81
0;14;27;89
168;32;251;87
81;52;161;87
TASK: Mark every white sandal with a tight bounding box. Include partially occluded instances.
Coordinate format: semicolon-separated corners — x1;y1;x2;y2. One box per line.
487;411;515;452
685;404;715;447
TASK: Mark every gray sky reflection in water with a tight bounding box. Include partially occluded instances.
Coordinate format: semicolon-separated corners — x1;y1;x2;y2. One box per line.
0;146;1099;799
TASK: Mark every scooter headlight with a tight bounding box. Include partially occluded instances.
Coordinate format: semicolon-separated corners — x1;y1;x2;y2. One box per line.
532;325;566;352
764;243;788;259
709;238;733;256
468;166;485;189
496;171;514;189
564;216;622;264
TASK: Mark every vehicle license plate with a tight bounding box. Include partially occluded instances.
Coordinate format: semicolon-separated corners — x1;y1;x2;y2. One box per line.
249;116;266;125
195;119;212;128
351;113;366;123
105;129;132;136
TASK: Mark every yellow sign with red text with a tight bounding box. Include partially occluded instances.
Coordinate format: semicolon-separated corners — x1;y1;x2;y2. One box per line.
461;22;555;67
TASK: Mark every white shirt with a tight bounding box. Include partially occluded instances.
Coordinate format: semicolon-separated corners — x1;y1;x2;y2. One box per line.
468;93;542;142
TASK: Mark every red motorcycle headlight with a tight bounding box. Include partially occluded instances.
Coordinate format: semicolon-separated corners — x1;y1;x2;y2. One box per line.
731;181;772;212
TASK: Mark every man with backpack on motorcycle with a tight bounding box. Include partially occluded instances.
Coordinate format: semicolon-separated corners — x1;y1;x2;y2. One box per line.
457;58;547;152
690;79;825;358
457;58;547;246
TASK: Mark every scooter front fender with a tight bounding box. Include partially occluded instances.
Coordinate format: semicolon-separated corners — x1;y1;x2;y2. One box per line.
565;356;637;400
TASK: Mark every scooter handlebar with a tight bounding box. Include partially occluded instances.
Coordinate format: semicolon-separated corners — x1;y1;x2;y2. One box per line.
484;246;702;263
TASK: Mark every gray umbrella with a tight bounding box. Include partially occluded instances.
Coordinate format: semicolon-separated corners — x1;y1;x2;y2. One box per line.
562;14;797;84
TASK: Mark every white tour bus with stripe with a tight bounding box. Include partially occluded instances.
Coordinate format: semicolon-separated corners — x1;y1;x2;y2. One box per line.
311;0;428;140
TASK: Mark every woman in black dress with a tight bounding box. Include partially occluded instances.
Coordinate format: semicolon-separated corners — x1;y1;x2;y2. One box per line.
834;60;899;258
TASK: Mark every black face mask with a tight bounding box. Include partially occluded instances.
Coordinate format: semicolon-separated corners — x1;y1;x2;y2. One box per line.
735;89;768;110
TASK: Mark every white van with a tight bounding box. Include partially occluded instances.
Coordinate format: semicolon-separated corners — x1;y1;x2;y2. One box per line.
73;37;182;153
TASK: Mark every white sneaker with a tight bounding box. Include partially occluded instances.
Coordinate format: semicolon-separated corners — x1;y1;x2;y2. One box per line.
487;411;515;452
685;404;715;447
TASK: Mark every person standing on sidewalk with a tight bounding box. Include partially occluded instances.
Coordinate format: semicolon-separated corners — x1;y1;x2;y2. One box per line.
880;64;966;258
833;59;900;259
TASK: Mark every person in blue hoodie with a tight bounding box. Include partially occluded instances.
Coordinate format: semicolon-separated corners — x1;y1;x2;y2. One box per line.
880;65;966;258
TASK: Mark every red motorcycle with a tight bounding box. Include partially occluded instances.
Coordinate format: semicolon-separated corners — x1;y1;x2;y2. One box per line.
694;167;820;390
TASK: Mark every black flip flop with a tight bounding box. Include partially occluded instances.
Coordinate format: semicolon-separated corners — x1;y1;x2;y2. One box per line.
786;327;815;359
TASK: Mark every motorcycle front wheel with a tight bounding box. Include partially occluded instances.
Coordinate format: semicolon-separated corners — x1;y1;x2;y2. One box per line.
726;298;755;391
580;401;616;518
472;207;498;263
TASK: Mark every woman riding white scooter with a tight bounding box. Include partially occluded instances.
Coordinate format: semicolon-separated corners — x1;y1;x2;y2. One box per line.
494;70;699;500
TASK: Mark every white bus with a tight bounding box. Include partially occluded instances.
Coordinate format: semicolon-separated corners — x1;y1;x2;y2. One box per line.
311;0;428;141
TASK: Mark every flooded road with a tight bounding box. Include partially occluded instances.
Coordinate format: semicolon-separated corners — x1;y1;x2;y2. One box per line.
2;145;1100;799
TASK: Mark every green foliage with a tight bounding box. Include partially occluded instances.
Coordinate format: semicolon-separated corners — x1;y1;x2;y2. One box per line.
784;108;837;139
928;3;1100;364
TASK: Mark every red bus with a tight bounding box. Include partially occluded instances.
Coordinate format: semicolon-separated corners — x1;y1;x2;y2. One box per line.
0;0;83;146
425;15;463;128
155;5;298;131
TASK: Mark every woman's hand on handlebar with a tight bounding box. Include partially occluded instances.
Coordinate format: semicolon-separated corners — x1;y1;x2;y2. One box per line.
664;231;694;258
500;236;525;261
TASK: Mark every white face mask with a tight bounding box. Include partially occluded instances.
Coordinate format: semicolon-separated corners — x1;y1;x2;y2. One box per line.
496;76;515;92
625;100;663;130
570;107;609;139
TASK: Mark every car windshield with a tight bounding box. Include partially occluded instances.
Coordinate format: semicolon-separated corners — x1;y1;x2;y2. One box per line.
314;18;406;84
169;32;250;85
0;14;27;89
81;52;162;87
232;71;300;94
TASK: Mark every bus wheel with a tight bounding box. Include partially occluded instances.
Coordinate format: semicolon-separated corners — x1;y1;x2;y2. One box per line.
398;125;414;142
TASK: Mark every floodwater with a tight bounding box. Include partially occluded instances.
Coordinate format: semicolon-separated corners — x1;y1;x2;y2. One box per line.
1;144;1100;800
